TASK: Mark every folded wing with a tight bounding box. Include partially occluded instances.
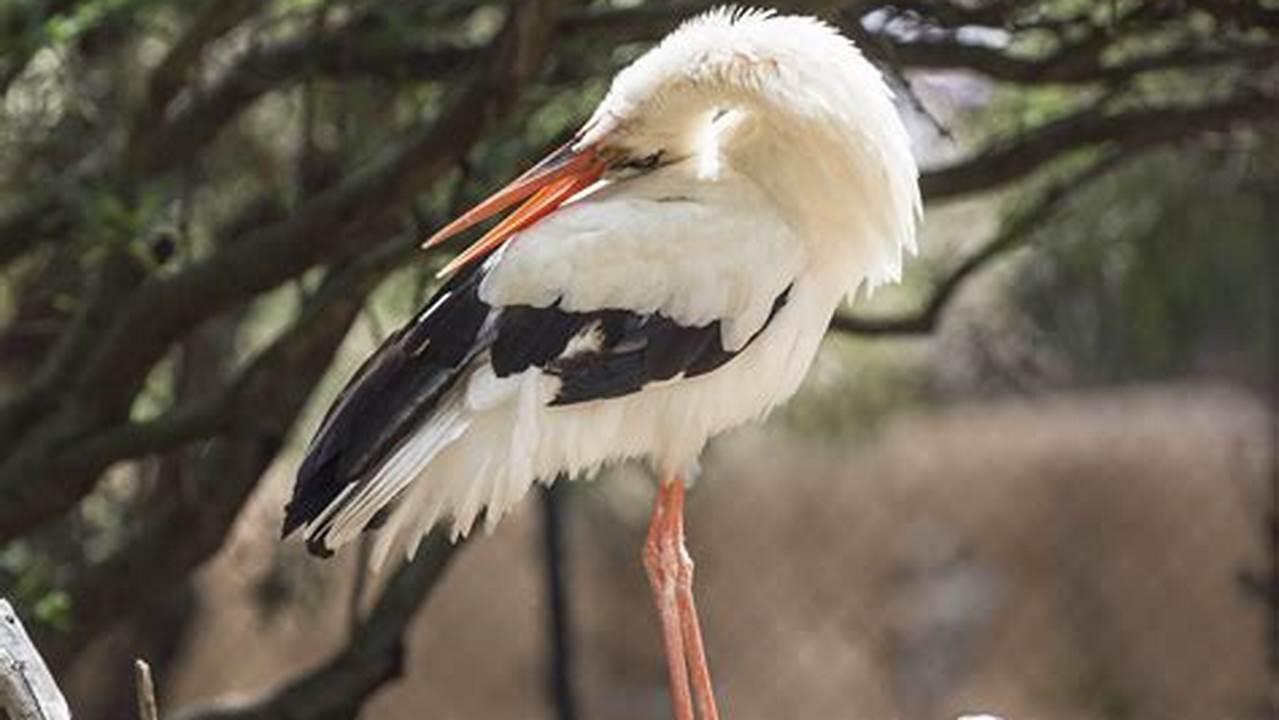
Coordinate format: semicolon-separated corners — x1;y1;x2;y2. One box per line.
285;175;801;556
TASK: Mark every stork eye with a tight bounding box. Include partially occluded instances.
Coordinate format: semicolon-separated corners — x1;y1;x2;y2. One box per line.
621;151;664;171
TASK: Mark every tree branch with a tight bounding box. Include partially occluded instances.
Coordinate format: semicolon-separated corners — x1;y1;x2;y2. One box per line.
126;0;262;172
134;660;159;720
172;533;462;720
831;149;1132;336
557;1;717;40
866;0;1018;31
1185;0;1279;32
0;0;80;96
920;91;1279;201
0;191;72;267
78;1;562;413
2;14;474;266
6;0;1271;263
0;0;564;546
46;230;417;480
41;189;469;665
0;598;72;720
45;277;366;662
871;32;1279;85
134;14;474;176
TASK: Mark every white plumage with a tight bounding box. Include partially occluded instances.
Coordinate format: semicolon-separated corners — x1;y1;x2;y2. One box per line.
287;9;921;718
293;6;920;568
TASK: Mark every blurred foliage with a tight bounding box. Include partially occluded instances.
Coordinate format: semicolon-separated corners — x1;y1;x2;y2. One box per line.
970;141;1275;390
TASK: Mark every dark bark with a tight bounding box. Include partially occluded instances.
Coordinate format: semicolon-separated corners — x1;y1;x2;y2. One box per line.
172;532;462;720
921;93;1279;201
541;483;579;720
44;283;365;664
831;151;1131;335
124;0;263;173
0;0;81;95
0;0;565;543
132;14;475;177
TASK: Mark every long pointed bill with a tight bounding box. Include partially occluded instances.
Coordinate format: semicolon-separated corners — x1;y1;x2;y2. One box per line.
423;142;606;278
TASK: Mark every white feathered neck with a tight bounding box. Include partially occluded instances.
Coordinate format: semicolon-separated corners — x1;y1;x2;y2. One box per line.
581;7;921;294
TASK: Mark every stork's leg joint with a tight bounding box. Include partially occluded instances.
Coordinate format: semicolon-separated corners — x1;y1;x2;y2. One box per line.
674;542;694;591
642;496;670;588
642;540;671;594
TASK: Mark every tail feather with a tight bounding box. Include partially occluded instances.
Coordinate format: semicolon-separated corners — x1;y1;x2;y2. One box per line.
369;372;549;567
301;398;470;556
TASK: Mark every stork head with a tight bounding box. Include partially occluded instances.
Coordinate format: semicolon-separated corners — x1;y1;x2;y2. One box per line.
426;8;920;291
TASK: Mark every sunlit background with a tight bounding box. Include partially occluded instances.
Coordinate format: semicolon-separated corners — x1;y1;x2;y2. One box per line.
0;1;1273;719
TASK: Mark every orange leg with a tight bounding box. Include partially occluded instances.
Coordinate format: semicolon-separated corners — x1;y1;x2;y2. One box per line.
643;473;719;720
643;480;694;720
666;482;721;720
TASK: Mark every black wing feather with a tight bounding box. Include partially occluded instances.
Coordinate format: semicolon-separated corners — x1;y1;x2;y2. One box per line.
538;286;790;405
282;265;492;542
284;258;790;554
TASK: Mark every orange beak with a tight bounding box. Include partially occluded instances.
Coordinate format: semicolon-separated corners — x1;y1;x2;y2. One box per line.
423;142;607;278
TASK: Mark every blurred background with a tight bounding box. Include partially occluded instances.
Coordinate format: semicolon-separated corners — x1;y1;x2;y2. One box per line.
0;1;1274;719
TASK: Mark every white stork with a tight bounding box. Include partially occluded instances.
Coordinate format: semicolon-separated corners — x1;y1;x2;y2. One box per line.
284;8;919;719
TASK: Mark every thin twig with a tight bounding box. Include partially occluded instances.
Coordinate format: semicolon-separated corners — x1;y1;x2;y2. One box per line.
134;659;159;720
348;535;372;637
830;150;1132;336
842;7;954;140
173;532;464;720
